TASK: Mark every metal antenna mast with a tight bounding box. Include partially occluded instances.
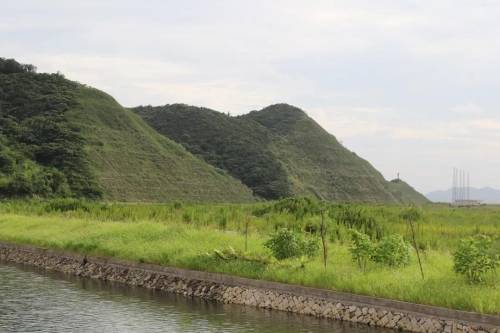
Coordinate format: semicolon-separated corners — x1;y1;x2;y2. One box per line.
467;172;470;201
458;169;462;202
452;167;457;204
462;169;465;202
453;168;457;203
460;169;464;202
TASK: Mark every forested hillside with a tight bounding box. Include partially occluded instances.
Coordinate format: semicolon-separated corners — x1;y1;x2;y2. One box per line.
134;104;291;199
135;103;428;203
0;57;254;202
0;58;101;198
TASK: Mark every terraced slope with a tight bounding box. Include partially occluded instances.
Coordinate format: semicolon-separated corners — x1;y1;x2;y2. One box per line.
244;104;400;202
135;103;427;204
71;88;254;202
388;179;429;205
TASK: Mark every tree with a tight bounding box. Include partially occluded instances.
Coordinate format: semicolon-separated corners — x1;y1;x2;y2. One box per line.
0;58;37;74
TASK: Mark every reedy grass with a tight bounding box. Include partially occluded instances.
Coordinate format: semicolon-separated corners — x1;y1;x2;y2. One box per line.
0;200;498;314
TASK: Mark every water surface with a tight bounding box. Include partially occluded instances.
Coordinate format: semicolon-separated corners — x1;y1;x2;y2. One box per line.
0;262;392;333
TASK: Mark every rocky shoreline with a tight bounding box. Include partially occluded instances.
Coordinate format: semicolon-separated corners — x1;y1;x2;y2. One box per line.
0;243;498;333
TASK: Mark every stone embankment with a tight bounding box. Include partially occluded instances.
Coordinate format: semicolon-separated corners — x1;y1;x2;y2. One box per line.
0;243;498;333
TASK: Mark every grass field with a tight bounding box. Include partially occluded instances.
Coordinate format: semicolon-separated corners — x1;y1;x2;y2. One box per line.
0;200;498;315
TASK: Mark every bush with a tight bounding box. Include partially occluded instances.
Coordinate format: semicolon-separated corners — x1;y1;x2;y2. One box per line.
349;230;374;270
453;235;498;283
372;235;410;267
264;229;319;260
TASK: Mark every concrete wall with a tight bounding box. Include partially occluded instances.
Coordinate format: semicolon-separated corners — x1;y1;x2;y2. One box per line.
0;242;498;333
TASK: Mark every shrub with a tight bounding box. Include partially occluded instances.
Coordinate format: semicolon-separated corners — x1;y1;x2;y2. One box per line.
264;229;318;260
349;230;374;270
372;235;410;267
453;235;498;283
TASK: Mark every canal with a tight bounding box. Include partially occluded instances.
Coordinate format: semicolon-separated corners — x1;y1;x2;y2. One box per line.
0;263;392;332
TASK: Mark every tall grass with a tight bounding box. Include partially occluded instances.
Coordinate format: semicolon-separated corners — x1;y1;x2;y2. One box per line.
2;199;497;250
0;199;498;314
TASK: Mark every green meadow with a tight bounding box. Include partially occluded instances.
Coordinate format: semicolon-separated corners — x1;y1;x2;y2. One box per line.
0;200;498;315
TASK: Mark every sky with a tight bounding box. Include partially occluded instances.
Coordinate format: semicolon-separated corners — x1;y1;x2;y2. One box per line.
2;0;500;194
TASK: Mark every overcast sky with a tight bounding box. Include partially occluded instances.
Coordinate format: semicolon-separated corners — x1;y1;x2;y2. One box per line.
2;0;500;194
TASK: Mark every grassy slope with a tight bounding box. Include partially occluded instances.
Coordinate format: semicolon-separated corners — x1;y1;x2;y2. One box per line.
245;105;394;201
67;87;254;202
135;103;427;203
0;201;498;314
388;179;429;205
245;104;427;203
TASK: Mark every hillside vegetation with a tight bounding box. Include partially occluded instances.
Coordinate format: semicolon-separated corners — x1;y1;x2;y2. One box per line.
389;179;429;205
134;104;291;199
0;57;254;202
135;103;428;203
1;56;425;204
0;58;101;198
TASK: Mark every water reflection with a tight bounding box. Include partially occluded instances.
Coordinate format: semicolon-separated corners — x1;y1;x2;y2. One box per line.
0;262;392;333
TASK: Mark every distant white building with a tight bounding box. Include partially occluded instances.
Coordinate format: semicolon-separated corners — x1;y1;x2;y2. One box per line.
451;168;481;206
451;199;482;207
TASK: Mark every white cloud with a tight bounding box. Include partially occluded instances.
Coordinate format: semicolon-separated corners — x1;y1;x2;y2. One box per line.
2;0;500;192
469;119;500;131
451;104;484;115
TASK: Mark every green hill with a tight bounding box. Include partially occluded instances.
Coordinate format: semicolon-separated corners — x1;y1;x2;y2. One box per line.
388;178;429;205
134;103;428;204
0;58;254;202
134;104;291;199
0;57;426;204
